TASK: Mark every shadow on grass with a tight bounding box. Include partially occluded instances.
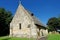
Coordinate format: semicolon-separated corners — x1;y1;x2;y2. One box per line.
2;38;11;40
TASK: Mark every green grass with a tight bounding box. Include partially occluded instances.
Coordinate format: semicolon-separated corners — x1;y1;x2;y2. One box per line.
0;36;35;40
47;34;60;40
1;34;60;40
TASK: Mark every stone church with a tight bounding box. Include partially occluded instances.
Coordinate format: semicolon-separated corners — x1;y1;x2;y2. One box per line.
10;3;48;38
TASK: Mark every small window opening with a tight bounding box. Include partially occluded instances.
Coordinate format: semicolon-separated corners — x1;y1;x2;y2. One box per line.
28;24;30;28
19;23;21;29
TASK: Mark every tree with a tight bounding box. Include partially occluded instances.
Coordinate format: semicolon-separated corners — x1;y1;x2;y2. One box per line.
47;17;59;32
0;8;12;36
57;17;60;29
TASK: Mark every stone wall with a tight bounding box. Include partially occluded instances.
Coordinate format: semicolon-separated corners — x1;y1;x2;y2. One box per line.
10;4;38;38
40;29;48;37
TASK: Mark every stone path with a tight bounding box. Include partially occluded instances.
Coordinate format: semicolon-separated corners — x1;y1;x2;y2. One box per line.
38;36;47;40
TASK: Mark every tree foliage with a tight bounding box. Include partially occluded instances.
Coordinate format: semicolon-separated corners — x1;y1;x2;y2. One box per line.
47;17;60;32
0;8;12;36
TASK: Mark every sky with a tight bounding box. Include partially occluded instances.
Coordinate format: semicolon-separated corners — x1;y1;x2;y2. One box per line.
0;0;60;25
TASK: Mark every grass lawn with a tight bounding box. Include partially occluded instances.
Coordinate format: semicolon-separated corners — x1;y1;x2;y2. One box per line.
0;36;35;40
0;34;60;40
47;34;60;40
